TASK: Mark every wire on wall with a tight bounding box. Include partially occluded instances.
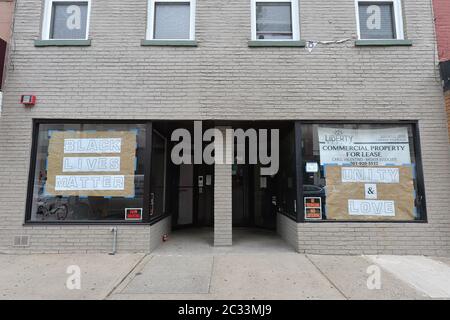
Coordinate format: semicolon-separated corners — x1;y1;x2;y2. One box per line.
305;37;356;53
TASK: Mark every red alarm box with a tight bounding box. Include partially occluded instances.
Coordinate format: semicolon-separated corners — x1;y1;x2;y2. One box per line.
21;95;36;106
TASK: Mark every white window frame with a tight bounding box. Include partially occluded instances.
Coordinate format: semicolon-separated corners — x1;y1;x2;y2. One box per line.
42;0;91;40
251;0;300;41
146;0;196;41
355;0;405;40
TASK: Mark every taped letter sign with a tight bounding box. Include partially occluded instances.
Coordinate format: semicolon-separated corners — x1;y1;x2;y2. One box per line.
46;131;136;197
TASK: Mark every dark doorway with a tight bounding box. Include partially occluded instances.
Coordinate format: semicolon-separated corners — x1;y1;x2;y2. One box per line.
232;164;250;226
172;163;214;229
152;121;215;230
232;164;277;229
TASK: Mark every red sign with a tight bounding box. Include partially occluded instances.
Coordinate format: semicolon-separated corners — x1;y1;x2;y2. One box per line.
304;197;322;220
125;208;142;221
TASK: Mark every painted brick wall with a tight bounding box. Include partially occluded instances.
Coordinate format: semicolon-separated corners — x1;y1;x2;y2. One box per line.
2;226;151;254
0;1;14;42
277;214;298;251
433;0;450;62
433;0;450;141
0;0;449;255
214;127;232;246
443;83;450;142
446;91;450;138
149;216;171;252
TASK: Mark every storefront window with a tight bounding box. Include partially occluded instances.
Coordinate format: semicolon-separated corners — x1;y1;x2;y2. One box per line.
301;123;425;221
150;130;167;218
27;122;147;222
275;126;297;219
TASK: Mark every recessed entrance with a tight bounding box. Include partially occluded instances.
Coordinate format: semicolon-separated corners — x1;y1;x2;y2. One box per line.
232;164;276;230
152;120;297;250
173;163;214;229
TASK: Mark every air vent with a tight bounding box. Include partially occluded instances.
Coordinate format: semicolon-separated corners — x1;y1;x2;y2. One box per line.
13;235;30;247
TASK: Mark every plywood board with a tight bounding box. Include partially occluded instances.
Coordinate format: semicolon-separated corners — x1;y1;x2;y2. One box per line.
46;131;136;197
325;165;415;221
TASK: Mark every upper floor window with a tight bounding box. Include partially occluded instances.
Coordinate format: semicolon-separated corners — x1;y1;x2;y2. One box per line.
146;0;196;40
42;0;91;40
251;0;300;41
356;0;404;40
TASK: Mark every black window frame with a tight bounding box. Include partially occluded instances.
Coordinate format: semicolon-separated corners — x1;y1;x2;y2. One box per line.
24;119;170;226
294;120;428;224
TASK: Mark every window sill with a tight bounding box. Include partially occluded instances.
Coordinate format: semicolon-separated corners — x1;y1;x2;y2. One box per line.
141;39;198;46
355;39;413;47
302;220;427;224
248;40;306;47
23;221;152;226
34;39;91;47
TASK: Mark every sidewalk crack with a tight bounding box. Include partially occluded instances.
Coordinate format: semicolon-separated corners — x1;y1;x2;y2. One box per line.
208;256;215;294
103;254;149;300
305;254;349;300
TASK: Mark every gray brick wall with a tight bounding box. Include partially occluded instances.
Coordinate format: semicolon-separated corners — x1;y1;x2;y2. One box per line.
277;213;299;251
0;0;448;255
149;216;171;252
214;127;232;246
2;226;151;254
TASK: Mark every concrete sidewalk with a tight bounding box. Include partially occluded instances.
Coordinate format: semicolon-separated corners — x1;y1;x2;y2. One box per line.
0;253;145;300
0;230;449;300
1;251;450;300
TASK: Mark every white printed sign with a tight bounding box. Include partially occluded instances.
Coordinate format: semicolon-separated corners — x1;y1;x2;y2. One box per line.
306;162;319;173
55;175;125;191
64;138;122;154
63;157;121;172
365;184;378;199
47;131;136;197
341;167;400;184
348;200;395;217
318;127;411;166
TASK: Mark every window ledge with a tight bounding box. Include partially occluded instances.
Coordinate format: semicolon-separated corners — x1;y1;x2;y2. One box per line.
248;40;306;47
34;39;91;47
141;39;197;46
355;39;413;47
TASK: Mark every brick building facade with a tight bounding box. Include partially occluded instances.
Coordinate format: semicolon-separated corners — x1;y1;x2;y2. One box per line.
0;0;448;256
433;0;450;137
0;0;14;98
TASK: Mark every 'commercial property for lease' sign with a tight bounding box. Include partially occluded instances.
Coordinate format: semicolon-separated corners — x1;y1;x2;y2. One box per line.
318;127;411;166
46;131;136;197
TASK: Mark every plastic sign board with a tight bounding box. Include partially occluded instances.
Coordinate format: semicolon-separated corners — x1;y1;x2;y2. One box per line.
306;162;319;173
125;208;143;221
304;197;322;220
318;127;411;166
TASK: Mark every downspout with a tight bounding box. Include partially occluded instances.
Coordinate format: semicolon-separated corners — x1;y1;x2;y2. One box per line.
109;227;118;255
